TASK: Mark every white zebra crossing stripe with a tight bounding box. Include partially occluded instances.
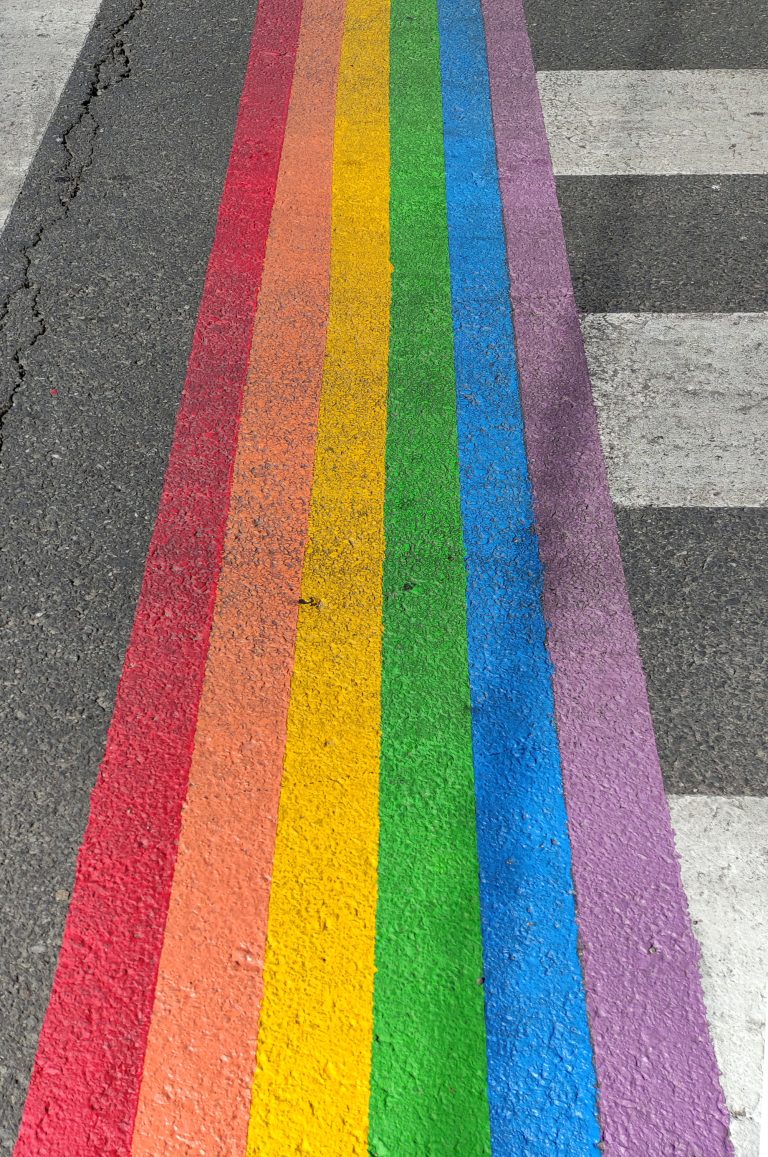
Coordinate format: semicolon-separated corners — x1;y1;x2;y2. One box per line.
538;70;768;175
760;985;768;1157
0;0;101;229
670;797;768;1157
583;313;768;506
530;30;767;1157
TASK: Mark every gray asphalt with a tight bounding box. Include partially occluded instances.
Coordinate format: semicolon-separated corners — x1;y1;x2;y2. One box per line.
0;0;256;1144
524;0;768;811
0;0;766;1146
523;0;768;69
618;509;768;796
558;176;768;313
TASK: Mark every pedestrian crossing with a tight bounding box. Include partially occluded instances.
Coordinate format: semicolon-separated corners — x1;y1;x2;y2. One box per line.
0;0;764;1149
583;312;768;507
672;798;768;1157
0;0;101;229
527;12;768;1153
539;70;768;175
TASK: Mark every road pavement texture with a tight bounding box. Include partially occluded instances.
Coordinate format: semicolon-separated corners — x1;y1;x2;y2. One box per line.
0;0;764;1154
528;8;768;1152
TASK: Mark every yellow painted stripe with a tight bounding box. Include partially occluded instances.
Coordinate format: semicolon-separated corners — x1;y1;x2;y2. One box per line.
245;0;391;1148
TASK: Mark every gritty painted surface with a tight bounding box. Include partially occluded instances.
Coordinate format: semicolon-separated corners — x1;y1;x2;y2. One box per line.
440;0;601;1147
539;71;768;175
371;0;491;1148
0;0;739;1150
245;0;389;1147
483;0;732;1150
130;0;342;1146
583;313;768;507
0;0;258;1145
671;797;768;1157
0;0;101;227
13;0;299;1146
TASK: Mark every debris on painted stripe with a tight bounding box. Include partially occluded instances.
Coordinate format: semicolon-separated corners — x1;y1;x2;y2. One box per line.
15;0;733;1150
131;0;345;1148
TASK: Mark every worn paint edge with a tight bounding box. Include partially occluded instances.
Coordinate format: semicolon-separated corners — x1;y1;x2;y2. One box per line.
368;0;492;1148
436;0;602;1150
245;0;391;1147
129;0;344;1149
480;0;734;1151
13;0;303;1149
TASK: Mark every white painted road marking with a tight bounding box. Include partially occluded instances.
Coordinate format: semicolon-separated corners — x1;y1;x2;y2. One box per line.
760;982;768;1157
538;70;768;175
582;313;768;507
670;797;768;1157
0;0;101;229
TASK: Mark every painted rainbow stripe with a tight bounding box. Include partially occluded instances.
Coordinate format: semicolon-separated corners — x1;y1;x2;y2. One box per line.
16;0;733;1152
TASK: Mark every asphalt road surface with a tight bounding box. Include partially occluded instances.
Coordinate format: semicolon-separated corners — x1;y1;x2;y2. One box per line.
0;0;765;1153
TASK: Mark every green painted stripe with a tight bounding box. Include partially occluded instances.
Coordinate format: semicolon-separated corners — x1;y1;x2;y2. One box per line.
368;1;492;1151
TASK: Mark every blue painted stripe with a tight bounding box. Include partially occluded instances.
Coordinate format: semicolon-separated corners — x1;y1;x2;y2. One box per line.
435;0;602;1149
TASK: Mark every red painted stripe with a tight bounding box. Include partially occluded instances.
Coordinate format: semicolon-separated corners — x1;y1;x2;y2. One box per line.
14;2;303;1151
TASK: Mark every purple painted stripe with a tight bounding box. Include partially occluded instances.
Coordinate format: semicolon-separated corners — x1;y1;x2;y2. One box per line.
479;2;734;1153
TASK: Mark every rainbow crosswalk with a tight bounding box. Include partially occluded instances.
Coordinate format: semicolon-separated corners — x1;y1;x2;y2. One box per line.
14;0;734;1152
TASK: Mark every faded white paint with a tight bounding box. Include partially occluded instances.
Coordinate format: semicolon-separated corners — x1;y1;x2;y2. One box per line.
761;984;768;1156
582;312;768;507
670;796;768;1157
0;0;102;229
538;70;768;175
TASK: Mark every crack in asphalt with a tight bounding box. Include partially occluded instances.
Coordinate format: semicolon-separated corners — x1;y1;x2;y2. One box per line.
0;0;146;462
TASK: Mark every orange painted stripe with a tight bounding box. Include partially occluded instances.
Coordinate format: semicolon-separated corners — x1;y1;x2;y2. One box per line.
130;0;345;1149
245;0;390;1143
15;0;303;1148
